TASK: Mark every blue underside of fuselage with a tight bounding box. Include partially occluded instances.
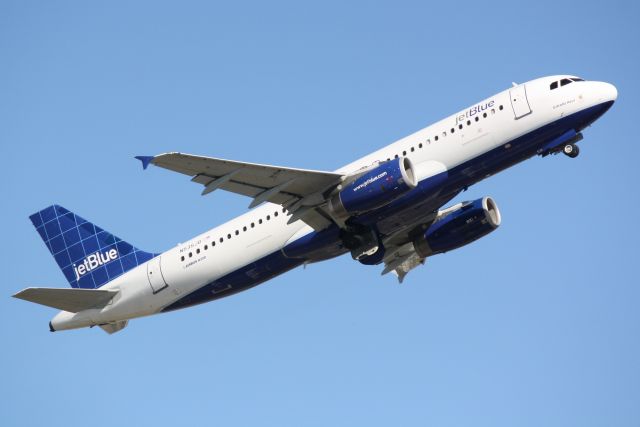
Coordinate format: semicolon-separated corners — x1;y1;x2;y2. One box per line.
162;101;613;312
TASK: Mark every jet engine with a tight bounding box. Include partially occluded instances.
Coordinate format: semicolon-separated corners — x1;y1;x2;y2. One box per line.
329;157;417;218
414;196;501;257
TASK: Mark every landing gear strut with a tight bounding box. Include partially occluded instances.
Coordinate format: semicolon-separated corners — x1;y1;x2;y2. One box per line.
563;143;580;158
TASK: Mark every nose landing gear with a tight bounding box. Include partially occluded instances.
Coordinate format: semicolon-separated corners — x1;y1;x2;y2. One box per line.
563;143;580;158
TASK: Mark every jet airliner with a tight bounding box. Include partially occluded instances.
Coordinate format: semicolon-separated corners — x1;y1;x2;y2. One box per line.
15;75;617;333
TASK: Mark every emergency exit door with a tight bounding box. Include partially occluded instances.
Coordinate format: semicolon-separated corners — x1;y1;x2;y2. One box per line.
147;256;168;294
509;84;532;119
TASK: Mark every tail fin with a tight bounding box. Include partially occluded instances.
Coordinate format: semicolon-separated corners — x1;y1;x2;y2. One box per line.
30;205;155;289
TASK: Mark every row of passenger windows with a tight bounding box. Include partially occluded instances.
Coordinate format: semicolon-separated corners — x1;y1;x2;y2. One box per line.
180;207;287;262
385;104;505;161
550;77;584;90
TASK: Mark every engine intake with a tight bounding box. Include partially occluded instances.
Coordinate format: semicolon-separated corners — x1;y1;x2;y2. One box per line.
329;157;417;218
414;196;501;257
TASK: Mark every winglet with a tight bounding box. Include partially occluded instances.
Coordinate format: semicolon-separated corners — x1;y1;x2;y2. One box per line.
135;156;155;170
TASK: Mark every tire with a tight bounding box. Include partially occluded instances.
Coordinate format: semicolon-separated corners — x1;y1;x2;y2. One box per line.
563;144;579;158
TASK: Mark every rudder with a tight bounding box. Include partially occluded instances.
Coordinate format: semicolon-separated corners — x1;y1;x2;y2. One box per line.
30;205;155;289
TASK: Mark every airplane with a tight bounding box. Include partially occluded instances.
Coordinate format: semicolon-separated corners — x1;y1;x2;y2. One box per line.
14;75;617;334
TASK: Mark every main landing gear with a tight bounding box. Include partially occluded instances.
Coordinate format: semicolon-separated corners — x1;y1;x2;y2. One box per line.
563;143;580;158
341;225;381;261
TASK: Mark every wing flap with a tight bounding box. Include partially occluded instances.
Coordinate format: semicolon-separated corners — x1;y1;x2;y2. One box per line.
13;287;118;313
380;242;427;283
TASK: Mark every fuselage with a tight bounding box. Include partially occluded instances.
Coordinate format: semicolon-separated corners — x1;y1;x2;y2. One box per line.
50;75;617;331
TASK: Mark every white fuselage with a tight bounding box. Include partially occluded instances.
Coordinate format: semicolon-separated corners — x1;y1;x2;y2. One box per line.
51;75;617;331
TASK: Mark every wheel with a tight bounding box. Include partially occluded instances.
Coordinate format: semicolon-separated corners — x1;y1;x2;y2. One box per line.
563;143;579;158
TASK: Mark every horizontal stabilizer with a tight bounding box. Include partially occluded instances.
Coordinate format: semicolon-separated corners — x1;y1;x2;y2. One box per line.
13;287;118;313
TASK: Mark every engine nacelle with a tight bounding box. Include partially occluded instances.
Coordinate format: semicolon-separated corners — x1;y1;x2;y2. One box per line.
329;157;417;218
414;196;501;257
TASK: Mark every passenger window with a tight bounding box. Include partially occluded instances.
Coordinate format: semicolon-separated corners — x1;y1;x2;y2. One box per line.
435;135;439;141
259;219;263;224
550;81;558;90
204;245;208;250
475;116;479;122
450;128;455;134
274;211;279;217
410;147;414;152
219;237;223;243
189;252;192;258
196;248;200;254
267;215;271;220
418;143;423;148
499;105;504;110
243;226;247;231
251;222;255;228
467;120;471;126
458;124;463;130
235;230;239;235
483;112;487;118
402;150;406;156
227;233;231;239
181;256;185;262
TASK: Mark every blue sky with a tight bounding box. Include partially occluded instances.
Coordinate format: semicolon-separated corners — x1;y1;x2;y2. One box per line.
2;1;639;426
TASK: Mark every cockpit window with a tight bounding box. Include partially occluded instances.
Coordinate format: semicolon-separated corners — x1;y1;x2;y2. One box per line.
551;77;585;90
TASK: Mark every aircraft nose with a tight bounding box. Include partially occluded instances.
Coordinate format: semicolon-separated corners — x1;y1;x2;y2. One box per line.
601;81;618;102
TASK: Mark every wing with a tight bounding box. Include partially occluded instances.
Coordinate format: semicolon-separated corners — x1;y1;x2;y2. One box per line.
137;153;343;230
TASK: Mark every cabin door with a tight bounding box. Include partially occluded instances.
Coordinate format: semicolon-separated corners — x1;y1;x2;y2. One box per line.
509;84;532;119
147;256;168;294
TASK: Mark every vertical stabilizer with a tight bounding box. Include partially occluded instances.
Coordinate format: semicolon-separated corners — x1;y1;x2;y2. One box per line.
30;205;155;289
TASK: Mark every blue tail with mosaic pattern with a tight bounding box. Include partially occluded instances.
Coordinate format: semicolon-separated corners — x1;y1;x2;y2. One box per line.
30;205;155;289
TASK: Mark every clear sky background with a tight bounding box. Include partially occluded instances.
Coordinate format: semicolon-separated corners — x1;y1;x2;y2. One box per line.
1;1;638;426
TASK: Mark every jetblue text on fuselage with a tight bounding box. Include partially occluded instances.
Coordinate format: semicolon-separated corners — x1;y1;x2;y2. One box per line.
455;100;495;125
73;249;119;280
